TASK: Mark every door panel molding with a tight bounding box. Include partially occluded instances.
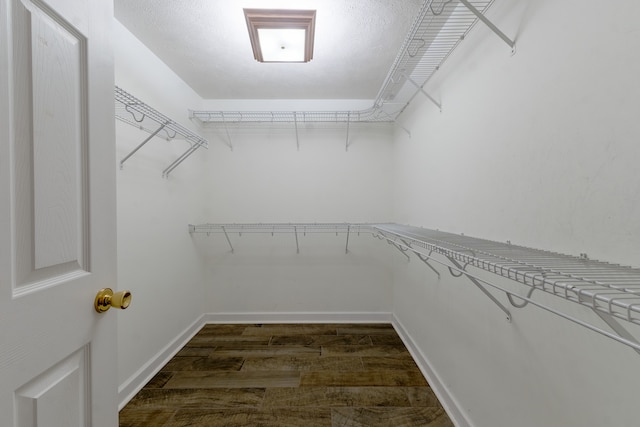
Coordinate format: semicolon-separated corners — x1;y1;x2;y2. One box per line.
15;345;90;427
10;0;90;296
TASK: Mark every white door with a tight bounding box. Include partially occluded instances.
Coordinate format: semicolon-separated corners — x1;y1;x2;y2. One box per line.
0;0;118;425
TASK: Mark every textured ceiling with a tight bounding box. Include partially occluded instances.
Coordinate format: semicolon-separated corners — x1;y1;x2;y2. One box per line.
114;0;423;100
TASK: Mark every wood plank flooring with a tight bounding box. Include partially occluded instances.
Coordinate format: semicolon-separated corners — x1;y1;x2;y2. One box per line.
119;323;453;427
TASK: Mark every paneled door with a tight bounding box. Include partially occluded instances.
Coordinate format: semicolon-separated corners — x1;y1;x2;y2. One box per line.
0;0;118;425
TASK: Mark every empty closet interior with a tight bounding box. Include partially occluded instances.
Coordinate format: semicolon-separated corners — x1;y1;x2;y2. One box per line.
113;1;640;426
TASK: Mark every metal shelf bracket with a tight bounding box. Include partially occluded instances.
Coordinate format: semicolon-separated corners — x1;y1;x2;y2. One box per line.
399;239;440;278
221;226;234;253
120;122;168;169
388;240;411;262
445;255;512;322
594;311;640;356
294;112;300;151
345;225;351;254
403;73;442;112
459;0;516;53
345;113;351;152
221;112;234;151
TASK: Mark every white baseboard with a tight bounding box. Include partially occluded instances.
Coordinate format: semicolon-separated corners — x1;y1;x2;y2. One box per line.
203;311;394;324
118;311;393;409
117;314;205;410
392;314;473;427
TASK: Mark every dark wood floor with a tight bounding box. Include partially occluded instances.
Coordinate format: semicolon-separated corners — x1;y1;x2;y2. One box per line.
119;323;453;426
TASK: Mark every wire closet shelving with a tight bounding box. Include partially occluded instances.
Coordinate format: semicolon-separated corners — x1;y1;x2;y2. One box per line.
190;0;514;137
115;86;209;177
190;222;640;354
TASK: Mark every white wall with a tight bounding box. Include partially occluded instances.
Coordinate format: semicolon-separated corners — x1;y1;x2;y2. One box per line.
392;0;640;426
114;0;640;423
195;232;393;318
198;123;396;317
204;123;393;222
113;17;397;399
113;20;207;396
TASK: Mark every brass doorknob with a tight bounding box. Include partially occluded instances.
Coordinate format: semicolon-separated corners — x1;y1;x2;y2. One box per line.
95;288;132;313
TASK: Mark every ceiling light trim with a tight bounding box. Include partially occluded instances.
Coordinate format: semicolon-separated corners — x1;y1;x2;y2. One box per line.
243;8;316;63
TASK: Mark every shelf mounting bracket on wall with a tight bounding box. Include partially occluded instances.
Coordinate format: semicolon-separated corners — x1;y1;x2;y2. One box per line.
445;255;512;322
119;122;168;169
220;226;234;253
402;73;442;111
459;0;516;53
399;239;440;278
221;112;234;151
162;142;200;178
294;112;300;151
345;112;351;152
386;239;411;262
345;225;351;254
593;303;640;356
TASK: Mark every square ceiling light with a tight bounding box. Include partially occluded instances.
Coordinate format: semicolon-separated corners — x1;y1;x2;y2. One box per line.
243;9;316;63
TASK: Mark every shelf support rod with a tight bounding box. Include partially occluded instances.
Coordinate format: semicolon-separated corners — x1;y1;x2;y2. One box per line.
395;122;412;138
446;256;512;322
294;226;299;254
416;253;441;278
388;241;411;262
403;74;442;111
593;310;640;356
345;112;351;151
162;143;201;178
120;122;167;169
459;0;516;51
221;226;234;253
221;112;233;151
400;239;440;278
345;225;351;254
294;112;300;151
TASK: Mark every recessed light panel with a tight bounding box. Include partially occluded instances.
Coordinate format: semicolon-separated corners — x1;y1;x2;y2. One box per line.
244;9;316;63
257;28;306;62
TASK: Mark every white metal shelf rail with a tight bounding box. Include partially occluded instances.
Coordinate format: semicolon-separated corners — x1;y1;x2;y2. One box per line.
190;1;514;138
376;0;513;115
189;110;395;152
189;223;373;254
374;224;640;354
190;222;640;354
115;86;209;177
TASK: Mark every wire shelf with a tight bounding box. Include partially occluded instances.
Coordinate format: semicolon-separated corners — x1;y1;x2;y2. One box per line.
190;223;371;233
376;0;496;112
191;222;640;352
375;224;640;327
191;0;509;130
189;109;395;124
189;223;374;255
115;86;208;177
